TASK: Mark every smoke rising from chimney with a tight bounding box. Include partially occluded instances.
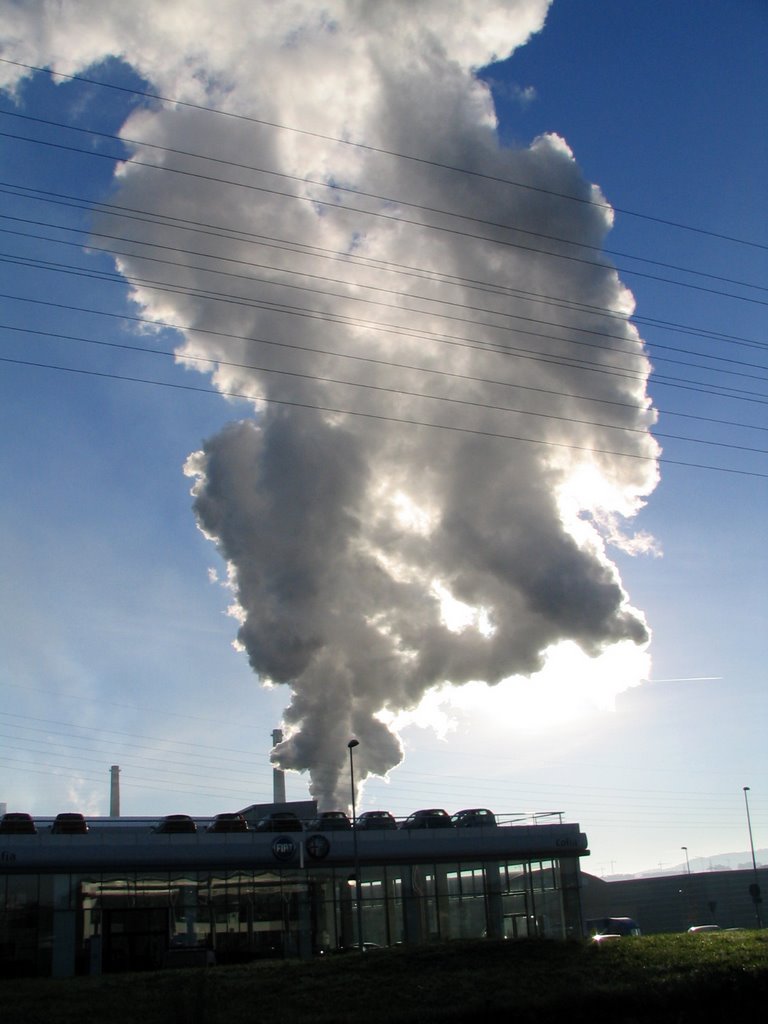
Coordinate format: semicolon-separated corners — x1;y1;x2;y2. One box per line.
1;1;659;809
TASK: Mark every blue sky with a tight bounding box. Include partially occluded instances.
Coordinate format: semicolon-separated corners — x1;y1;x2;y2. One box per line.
0;1;765;877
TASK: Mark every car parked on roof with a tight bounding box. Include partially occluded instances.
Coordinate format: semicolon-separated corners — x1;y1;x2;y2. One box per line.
253;811;303;833
52;812;88;834
355;810;397;831
451;808;497;828
155;814;197;834
305;811;351;831
586;917;641;938
0;812;37;834
206;813;249;833
399;808;452;830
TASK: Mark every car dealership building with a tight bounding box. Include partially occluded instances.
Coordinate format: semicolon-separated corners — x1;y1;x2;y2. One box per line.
0;802;589;977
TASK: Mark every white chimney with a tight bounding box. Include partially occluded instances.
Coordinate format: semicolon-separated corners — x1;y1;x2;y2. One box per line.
271;729;286;804
110;765;120;817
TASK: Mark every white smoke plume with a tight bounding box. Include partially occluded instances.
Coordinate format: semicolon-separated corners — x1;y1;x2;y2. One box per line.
1;0;659;808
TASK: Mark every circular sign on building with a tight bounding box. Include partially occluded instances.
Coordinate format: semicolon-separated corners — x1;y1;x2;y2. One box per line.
272;835;298;862
305;834;330;861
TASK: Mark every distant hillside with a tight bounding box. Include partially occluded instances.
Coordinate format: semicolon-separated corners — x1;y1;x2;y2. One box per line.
606;849;768;881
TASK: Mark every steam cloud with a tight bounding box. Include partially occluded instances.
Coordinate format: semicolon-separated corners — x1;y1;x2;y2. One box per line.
2;0;659;808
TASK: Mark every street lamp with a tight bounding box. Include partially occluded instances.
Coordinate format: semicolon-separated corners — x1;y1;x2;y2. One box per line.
743;786;762;929
681;847;691;875
348;739;364;950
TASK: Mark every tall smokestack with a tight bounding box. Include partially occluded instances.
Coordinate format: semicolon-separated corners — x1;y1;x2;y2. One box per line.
110;765;120;817
271;730;286;804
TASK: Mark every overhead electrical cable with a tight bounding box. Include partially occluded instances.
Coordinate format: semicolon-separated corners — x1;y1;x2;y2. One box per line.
1;55;765;251
2;107;765;297
4;684;756;799
0;754;253;801
3;180;765;355
3;284;768;420
4;251;766;404
7;322;766;456
3;127;766;309
0;710;273;761
4;291;765;434
0;735;265;784
4;217;767;380
2;353;766;478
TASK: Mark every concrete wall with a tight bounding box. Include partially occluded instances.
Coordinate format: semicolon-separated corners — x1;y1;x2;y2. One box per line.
581;868;767;934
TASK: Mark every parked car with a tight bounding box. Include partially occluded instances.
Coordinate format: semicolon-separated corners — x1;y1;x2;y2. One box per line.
51;812;88;834
253;811;303;833
305;811;351;831
400;808;452;830
155;814;197;834
451;808;497;828
688;924;720;933
586;917;641;938
355;810;398;831
0;811;37;834
206;813;249;833
331;941;384;954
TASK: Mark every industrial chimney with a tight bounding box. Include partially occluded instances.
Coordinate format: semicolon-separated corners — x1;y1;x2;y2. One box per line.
271;729;286;804
109;765;120;817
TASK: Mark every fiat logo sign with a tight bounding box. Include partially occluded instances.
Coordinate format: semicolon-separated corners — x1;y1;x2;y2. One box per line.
272;835;297;862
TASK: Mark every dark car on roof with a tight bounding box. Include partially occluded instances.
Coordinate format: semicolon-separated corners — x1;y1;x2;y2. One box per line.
400;808;453;830
253;811;303;833
586;917;641;938
355;810;398;831
305;811;351;831
0;812;37;834
206;813;249;833
155;814;197;834
451;808;497;828
52;812;88;834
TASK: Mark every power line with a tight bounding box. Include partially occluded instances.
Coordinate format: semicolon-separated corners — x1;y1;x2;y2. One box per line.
0;737;263;788
3;353;766;478
4;126;767;311
5;251;767;405
5;323;767;458
0;680;256;733
4;694;757;799
4;180;764;355
2;55;765;252
4;216;768;381
0;755;255;803
0;747;757;829
3;106;765;298
3;287;768;431
0;710;269;761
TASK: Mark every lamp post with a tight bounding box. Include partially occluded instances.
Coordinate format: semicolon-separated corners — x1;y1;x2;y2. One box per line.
743;786;762;929
348;739;364;950
681;847;691;875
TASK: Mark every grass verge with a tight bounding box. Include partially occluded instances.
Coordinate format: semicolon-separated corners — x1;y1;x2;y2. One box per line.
2;932;768;1024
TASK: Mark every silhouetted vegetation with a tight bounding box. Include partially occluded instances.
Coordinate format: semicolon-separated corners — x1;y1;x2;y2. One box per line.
2;933;767;1023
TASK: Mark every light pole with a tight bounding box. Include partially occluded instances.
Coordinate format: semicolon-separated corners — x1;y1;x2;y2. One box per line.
681;846;691;875
743;786;762;928
348;739;364;950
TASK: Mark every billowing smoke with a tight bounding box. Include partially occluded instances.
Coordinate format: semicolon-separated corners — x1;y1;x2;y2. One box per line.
2;0;658;808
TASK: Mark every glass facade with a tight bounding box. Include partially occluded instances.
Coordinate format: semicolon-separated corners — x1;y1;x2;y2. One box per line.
0;856;580;976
